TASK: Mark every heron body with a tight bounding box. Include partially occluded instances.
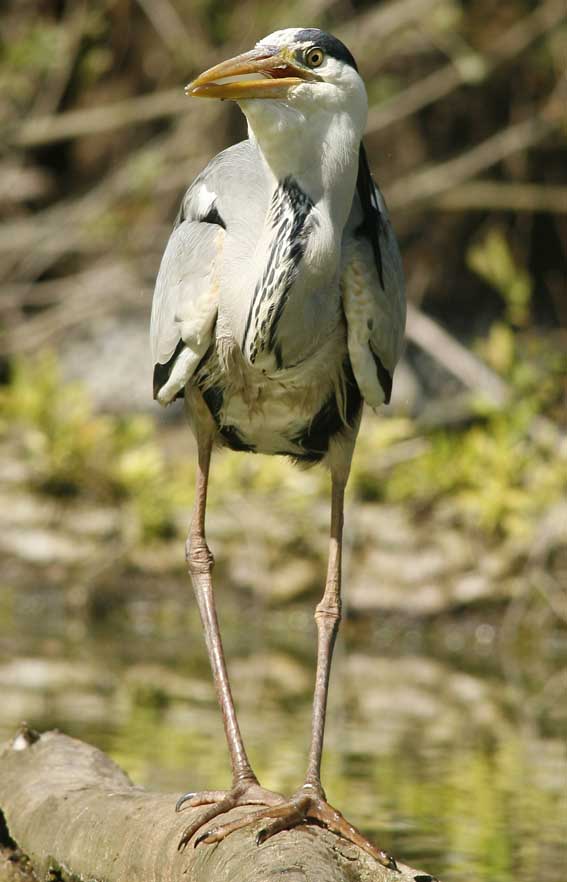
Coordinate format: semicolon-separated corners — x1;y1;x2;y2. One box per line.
151;27;405;867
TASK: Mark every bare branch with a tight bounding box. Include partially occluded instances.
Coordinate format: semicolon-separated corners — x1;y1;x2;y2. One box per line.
0;729;432;882
386;97;561;209
30;1;88;119
340;0;447;50
9;0;446;151
434;181;567;213
10;89;188;149
406;303;509;406
135;0;193;55
0;263;145;356
1;101;222;284
366;0;563;134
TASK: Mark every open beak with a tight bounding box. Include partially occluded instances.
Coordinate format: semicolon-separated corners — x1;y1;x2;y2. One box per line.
185;47;320;100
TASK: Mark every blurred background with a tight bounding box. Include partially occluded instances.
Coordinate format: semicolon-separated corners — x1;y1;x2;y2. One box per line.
0;1;565;880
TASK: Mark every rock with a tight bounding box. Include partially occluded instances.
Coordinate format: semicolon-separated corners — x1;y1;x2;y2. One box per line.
60;314;153;413
66;505;121;539
0;526;94;565
353;503;416;550
230;652;311;697
270;559;319;603
348;575;447;615
452;573;491;605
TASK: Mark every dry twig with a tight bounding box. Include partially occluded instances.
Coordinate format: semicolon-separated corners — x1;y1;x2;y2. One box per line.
366;0;563;134
434;181;567;213
386;95;562;209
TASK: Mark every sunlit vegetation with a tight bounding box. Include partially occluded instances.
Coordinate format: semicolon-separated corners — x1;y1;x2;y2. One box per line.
0;354;185;539
0;2;565;879
352;231;565;538
1;229;563;546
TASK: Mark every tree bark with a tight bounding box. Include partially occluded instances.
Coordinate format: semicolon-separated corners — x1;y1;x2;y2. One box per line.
0;727;438;882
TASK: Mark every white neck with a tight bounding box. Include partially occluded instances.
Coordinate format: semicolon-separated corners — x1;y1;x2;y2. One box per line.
231;92;367;368
241;99;365;232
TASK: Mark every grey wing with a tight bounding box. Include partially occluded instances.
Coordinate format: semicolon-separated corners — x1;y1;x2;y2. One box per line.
341;155;406;409
151;140;269;405
150;183;225;404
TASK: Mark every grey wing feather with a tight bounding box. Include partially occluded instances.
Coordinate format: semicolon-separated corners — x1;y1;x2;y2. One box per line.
150;219;221;404
341;182;406;409
150;140;269;404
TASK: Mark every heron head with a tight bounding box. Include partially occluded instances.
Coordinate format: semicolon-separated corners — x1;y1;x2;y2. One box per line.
186;28;367;121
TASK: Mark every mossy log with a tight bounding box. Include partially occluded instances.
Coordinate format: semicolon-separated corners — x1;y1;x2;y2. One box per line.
0;728;438;882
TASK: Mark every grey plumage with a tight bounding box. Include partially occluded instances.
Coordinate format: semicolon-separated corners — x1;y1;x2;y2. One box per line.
154;29;407;866
150;139;405;462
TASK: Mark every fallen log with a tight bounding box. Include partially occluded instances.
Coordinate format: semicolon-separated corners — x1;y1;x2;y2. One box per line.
0;727;438;882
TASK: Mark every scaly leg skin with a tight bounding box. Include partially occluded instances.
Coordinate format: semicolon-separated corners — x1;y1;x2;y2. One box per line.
178;417;278;851
178;432;397;871
176;780;285;851
192;782;398;870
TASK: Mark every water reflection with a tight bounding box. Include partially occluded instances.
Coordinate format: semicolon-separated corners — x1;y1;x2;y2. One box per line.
0;581;565;882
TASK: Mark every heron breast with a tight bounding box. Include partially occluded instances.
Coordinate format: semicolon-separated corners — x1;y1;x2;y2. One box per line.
196;325;360;462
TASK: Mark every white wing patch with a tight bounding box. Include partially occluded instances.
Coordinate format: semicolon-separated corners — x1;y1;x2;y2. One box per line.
195;183;217;218
150;220;222;405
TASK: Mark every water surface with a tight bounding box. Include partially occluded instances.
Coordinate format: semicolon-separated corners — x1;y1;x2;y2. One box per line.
1;577;565;882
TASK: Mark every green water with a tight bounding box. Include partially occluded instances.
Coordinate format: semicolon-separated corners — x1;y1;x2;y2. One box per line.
0;577;565;882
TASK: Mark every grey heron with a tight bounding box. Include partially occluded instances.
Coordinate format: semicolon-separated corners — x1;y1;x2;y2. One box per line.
151;27;405;869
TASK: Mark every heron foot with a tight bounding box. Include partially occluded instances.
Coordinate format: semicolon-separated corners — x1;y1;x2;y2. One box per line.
190;783;398;871
176;779;284;851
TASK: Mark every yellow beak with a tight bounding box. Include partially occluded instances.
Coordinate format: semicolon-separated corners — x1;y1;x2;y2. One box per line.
185;47;320;100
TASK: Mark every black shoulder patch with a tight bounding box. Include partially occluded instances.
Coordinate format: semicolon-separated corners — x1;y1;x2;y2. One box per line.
355;143;385;290
200;204;226;230
153;339;186;400
293;29;358;70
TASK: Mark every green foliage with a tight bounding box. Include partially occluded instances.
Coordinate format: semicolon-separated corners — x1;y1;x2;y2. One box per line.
1;24;64;75
353;228;565;540
467;228;532;326
0;353;187;540
367;74;403;106
0;224;563;548
383;405;564;538
0;22;66;105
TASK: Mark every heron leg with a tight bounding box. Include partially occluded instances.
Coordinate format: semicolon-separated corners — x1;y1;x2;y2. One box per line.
177;426;283;849
303;464;346;792
191;448;398;870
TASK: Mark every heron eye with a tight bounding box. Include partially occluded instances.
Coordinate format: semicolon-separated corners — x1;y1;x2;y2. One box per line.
305;47;325;68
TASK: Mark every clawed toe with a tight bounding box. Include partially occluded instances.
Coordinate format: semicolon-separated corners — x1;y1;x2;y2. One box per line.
175;782;285;851
254;811;303;844
194;828;215;847
305;796;398;870
178;797;235;851
176;789;228;811
178;784;397;871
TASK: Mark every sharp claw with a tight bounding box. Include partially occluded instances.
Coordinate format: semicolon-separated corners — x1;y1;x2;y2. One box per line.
194;829;213;847
255;828;268;845
385;854;400;872
176;792;196;812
